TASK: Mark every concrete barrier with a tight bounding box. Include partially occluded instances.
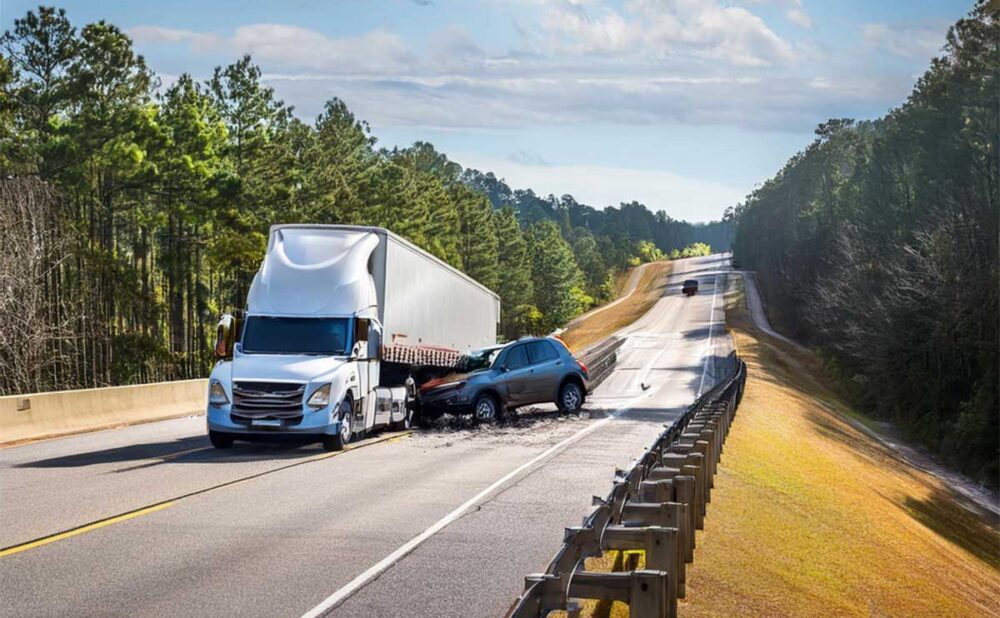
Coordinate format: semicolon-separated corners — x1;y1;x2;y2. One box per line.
1;379;207;445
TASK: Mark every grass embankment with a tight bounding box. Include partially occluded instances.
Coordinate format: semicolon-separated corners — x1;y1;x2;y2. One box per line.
571;278;999;617
679;280;1000;616
561;261;672;353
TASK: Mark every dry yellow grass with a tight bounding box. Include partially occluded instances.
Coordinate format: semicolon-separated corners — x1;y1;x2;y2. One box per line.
569;280;999;618
561;261;673;353
677;283;1000;617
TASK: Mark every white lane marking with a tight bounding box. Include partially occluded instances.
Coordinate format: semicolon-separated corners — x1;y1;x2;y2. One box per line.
300;396;651;617
696;274;721;397
302;260;722;616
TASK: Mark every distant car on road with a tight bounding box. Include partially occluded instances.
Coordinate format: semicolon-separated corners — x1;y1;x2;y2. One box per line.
682;279;699;296
417;337;589;423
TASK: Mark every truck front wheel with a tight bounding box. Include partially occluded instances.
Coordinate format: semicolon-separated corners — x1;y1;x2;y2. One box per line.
322;400;353;452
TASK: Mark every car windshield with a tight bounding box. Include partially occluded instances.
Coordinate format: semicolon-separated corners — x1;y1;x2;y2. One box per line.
455;346;504;373
241;316;350;355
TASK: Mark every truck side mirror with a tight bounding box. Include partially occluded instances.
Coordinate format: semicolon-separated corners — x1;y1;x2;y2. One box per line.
214;313;239;360
354;318;370;345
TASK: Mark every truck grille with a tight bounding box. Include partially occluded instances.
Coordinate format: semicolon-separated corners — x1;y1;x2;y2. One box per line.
232;381;306;419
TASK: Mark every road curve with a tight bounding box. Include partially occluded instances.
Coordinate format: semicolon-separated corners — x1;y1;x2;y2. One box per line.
1;254;733;618
740;270;800;348
562;260;652;332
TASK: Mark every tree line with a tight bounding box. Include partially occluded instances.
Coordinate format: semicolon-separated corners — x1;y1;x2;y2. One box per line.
732;2;998;487
0;6;729;395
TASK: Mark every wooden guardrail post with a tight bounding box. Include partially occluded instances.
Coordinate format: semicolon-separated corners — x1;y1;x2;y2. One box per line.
638;480;690;566
602;525;680;617
642;469;697;559
568;570;670;618
675;439;713;498
673;476;696;561
620;502;686;598
661;453;706;527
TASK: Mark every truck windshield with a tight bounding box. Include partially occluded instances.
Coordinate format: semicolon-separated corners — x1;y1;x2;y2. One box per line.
241;317;350;355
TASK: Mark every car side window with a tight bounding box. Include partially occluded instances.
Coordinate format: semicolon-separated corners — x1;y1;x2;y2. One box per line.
505;345;529;370
527;341;559;365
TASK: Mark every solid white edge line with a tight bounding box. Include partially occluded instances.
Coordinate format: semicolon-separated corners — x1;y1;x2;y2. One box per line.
299;403;637;618
696;272;721;397
302;257;720;616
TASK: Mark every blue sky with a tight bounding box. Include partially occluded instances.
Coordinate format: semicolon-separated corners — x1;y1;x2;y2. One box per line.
1;0;973;221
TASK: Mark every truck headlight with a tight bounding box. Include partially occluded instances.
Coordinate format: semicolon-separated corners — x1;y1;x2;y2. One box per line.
307;384;332;409
208;380;229;406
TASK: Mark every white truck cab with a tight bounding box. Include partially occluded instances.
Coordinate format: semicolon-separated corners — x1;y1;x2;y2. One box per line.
207;225;499;451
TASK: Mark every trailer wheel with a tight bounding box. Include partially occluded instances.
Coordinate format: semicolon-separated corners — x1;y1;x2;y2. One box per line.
209;430;234;449
322;399;353;452
473;393;499;424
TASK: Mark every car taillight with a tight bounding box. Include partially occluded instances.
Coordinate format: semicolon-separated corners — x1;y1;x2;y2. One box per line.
578;360;589;376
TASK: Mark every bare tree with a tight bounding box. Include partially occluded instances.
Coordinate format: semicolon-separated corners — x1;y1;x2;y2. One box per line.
0;177;74;394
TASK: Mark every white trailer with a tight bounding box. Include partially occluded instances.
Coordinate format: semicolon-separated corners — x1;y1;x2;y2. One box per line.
206;225;500;450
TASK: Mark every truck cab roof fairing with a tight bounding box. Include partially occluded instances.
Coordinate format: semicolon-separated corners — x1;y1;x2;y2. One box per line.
247;227;379;317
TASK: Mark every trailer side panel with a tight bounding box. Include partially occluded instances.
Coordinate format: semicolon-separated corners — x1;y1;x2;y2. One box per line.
382;234;499;352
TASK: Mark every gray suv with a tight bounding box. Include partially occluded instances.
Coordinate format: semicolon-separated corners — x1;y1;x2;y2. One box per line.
417;337;590;423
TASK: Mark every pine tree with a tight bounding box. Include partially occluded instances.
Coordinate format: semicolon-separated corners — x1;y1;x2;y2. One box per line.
528;220;586;333
453;183;499;290
493;207;536;338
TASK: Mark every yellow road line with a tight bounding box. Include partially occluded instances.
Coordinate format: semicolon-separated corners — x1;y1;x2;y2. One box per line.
0;502;174;558
113;446;214;473
159;446;212;461
2;429;416;558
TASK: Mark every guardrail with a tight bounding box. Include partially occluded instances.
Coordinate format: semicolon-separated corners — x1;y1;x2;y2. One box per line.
579;337;626;391
507;352;747;618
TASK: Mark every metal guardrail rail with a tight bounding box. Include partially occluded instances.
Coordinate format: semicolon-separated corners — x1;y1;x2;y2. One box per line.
579;337;626;392
507;352;748;618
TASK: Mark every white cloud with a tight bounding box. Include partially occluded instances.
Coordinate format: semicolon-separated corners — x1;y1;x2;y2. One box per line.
786;6;812;30
537;0;797;67
127;2;920;134
455;152;745;222
263;69;896;134
231;25;416;74
427;25;488;71
862;22;944;60
507;150;551;166
129;26;222;52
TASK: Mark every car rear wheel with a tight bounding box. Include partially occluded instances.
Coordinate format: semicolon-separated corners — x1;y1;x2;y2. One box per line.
322;400;353;451
473;393;499;424
558;382;584;413
208;430;234;449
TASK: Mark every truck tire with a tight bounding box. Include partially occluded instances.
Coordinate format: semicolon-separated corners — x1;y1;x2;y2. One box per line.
322;400;353;452
558;381;584;413
473;393;499;424
209;430;234;449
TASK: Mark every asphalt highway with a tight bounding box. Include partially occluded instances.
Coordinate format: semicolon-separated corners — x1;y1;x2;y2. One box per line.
0;254;733;618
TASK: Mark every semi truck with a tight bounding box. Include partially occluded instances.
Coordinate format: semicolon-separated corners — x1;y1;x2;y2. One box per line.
207;224;500;451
